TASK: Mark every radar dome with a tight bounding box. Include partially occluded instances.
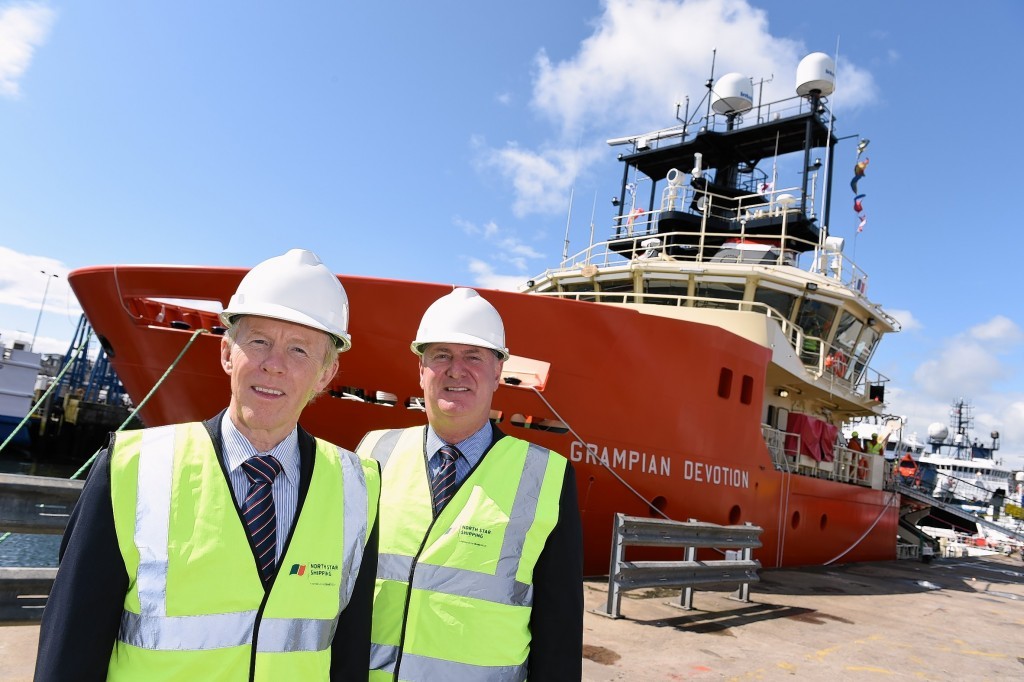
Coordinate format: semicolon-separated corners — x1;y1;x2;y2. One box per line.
712;73;753;115
796;52;835;97
926;422;949;443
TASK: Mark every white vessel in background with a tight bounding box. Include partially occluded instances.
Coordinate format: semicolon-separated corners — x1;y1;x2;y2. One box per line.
0;335;41;451
918;399;1013;508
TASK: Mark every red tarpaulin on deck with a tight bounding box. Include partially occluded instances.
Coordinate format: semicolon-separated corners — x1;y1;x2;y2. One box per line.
784;413;837;462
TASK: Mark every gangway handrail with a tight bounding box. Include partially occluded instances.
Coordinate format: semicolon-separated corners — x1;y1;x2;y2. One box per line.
896;483;1024;544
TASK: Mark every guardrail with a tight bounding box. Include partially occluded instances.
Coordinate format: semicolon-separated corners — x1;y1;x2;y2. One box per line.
595;514;763;619
0;474;82;623
0;473;82;535
0;567;56;623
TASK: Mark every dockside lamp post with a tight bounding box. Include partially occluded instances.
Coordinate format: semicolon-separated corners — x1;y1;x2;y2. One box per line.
31;270;59;352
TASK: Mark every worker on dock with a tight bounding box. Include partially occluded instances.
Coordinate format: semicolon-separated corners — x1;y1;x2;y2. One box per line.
35;249;380;681
357;287;584;681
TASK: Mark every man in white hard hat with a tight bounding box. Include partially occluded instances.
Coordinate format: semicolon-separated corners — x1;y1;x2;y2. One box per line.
358;287;583;681
36;249;381;682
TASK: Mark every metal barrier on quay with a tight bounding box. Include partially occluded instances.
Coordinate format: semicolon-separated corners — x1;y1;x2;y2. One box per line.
0;473;82;623
595;513;763;619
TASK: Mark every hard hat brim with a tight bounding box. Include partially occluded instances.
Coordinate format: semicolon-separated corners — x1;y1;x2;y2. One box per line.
221;306;351;352
411;333;509;361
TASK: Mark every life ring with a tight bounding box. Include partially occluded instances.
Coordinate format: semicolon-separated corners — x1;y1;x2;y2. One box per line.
625;208;645;233
825;350;848;376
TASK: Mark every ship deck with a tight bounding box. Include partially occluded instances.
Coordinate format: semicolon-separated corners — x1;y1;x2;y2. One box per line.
3;554;1021;680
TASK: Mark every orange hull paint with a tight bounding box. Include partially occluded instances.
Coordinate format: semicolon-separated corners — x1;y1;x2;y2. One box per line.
68;265;898;575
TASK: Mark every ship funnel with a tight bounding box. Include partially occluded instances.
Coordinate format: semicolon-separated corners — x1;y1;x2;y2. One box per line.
711;72;754;115
796;52;835;97
666;168;685;187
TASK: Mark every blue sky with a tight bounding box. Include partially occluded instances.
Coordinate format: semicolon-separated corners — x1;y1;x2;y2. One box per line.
1;0;1022;468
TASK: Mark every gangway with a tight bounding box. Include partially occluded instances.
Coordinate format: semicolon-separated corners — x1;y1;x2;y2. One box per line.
896;482;1024;545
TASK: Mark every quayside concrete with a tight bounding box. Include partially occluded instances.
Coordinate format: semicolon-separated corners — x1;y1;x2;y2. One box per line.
2;555;1021;680
582;554;1024;680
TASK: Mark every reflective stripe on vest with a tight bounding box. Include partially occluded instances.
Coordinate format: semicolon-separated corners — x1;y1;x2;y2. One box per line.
360;427;565;680
115;423;368;655
371;646;528;682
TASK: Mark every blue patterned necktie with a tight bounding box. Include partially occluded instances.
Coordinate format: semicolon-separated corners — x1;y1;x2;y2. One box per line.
431;445;461;515
241;455;283;585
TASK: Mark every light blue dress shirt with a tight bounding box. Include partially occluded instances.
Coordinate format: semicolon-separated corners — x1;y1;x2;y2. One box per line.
221;417;300;565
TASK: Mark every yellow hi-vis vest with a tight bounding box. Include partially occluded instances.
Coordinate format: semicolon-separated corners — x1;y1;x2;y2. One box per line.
358;426;567;682
107;422;380;681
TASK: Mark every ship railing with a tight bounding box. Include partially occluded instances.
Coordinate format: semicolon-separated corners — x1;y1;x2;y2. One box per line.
761;425;880;487
633;94;826;154
539;288;889;396
595;514;762;619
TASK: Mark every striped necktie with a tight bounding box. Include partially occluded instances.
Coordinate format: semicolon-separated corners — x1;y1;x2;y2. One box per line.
241;455;283;585
431;445;461;515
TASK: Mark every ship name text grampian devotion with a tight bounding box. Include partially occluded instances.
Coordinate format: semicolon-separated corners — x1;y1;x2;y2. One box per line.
568;441;751;488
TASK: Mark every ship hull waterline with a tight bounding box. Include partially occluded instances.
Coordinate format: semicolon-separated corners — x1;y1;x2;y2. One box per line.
68;265;899;575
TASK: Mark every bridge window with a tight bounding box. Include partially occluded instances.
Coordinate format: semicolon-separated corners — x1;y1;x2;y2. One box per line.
753;285;797;320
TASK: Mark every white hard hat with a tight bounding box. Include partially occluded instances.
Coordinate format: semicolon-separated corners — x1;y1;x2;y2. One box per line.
220;248;351;352
411;287;508;360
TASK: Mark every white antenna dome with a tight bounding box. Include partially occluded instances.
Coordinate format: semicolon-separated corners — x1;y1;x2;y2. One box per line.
712;72;753;115
796;52;835;97
927;422;949;443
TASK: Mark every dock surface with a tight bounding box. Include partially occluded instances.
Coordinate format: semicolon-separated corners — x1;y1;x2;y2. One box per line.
2;555;1021;680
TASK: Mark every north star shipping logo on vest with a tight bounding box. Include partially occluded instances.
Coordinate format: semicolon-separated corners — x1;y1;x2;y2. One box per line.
289;562;340;585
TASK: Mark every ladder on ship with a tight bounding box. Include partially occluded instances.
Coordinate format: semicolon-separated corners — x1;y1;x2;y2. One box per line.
896;483;1024;544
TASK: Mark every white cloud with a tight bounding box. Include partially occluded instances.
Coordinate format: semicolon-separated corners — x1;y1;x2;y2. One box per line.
0;245;78;315
479;0;878;220
887;308;922;332
480;142;603;218
455;216;545;280
467;259;529;292
0;2;57;98
969;315;1023;344
913;339;1004;398
532;0;875;136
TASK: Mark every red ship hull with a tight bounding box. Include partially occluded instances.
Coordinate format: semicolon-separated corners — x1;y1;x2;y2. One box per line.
68;265;898;575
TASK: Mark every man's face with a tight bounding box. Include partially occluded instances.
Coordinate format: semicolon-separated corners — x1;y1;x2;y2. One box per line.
221;316;337;450
419;342;502;441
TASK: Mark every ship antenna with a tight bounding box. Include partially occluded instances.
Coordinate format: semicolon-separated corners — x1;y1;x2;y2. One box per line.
561;180;575;263
704;48;717;123
587;191;598;255
818;36;841;248
561;134;584;263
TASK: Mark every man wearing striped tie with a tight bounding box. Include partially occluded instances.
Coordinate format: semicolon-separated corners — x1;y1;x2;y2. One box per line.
358;287;584;681
36;249;380;681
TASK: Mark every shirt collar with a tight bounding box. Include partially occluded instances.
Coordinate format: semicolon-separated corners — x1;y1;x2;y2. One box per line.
426;422;492;468
221;416;300;485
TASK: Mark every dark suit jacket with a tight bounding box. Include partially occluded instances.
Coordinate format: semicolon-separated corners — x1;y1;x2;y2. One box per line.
34;412;379;682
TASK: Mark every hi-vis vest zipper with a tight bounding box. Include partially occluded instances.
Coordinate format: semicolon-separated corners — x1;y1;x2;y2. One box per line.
107;422;380;681
359;426;566;682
